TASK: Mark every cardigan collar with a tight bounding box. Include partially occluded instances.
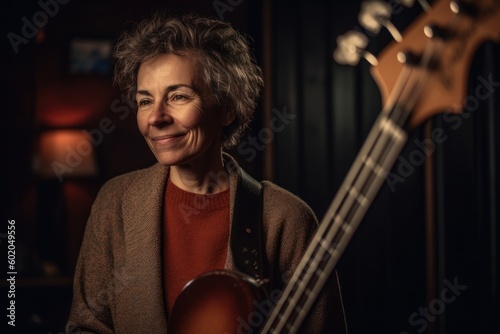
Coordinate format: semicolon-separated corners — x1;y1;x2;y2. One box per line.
119;154;239;330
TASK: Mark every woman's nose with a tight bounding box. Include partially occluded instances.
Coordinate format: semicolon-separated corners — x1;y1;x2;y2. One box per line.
148;103;173;127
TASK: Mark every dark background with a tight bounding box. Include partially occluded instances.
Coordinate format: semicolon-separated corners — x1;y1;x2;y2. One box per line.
1;0;499;333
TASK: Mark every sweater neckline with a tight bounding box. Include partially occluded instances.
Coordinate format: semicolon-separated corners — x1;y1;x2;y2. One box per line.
166;177;230;211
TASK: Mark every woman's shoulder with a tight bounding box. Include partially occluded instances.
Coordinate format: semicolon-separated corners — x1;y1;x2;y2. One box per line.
260;180;317;223
96;163;166;200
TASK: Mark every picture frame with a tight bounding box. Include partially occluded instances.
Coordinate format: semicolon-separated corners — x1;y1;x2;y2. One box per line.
68;37;113;75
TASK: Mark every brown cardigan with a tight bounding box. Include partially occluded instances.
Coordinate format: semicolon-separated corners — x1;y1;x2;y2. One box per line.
66;155;347;333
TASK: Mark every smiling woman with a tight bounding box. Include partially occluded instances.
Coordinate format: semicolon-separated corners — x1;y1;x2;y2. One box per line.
66;13;347;334
135;53;233;193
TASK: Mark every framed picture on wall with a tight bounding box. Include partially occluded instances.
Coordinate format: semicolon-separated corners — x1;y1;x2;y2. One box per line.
69;37;113;75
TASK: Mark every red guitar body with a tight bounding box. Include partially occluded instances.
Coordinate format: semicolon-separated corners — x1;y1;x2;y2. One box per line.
168;270;267;334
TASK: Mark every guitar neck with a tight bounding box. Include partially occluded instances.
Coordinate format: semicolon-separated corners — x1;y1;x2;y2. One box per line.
275;7;500;331
261;109;409;333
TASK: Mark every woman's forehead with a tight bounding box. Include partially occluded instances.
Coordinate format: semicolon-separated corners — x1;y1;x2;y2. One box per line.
137;53;202;89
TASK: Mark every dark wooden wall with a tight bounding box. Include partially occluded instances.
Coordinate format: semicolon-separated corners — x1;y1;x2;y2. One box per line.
2;0;499;333
269;0;499;333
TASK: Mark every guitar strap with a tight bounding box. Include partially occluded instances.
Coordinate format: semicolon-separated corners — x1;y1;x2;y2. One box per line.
230;167;265;281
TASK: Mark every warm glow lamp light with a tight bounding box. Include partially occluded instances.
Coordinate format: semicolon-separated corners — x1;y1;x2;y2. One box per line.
34;130;98;181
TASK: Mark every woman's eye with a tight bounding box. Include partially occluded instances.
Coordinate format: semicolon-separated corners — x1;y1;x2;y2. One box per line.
171;94;188;102
138;100;152;107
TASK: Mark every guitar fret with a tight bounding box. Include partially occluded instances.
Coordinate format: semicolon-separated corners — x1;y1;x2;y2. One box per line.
344;120;405;206
294;305;306;317
312;214;345;262
362;155;387;178
307;258;319;271
347;186;369;207
315;268;327;280
342;204;360;233
379;117;405;141
330;215;349;246
341;222;354;235
320;239;335;254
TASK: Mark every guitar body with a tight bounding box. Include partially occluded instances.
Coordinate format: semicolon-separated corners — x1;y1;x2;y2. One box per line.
168;270;268;334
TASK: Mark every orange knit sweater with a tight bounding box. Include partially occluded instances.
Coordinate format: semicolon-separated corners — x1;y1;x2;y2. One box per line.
163;178;230;315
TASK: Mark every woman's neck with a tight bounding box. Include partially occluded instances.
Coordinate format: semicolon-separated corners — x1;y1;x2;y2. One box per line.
169;154;229;194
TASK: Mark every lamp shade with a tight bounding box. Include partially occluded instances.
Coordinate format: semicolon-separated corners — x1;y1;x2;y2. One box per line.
34;130;98;181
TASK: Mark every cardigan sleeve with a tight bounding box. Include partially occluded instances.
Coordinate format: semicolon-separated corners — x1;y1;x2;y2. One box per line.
261;181;348;334
66;180;124;334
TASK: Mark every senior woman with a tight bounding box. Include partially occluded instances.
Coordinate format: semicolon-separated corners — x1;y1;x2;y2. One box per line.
67;13;347;334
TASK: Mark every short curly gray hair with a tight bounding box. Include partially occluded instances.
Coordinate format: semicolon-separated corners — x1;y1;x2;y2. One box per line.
113;13;263;148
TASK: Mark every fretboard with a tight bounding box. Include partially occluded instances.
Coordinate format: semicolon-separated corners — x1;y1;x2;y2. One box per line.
260;110;409;333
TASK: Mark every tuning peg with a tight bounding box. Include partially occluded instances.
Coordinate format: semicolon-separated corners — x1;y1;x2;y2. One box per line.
450;0;478;16
359;1;403;42
333;30;378;66
424;24;454;40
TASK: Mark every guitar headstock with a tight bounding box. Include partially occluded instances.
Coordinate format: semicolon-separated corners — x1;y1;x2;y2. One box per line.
336;0;500;128
370;0;500;129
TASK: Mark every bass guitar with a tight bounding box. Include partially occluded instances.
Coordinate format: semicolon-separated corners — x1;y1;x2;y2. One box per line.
168;0;500;332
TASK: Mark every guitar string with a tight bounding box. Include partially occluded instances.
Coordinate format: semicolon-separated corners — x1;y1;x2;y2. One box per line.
270;115;410;333
263;74;420;332
261;48;417;333
262;16;454;334
263;132;408;333
262;75;416;332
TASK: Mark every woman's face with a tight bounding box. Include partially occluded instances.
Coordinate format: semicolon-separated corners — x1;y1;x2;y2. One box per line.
136;53;232;167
